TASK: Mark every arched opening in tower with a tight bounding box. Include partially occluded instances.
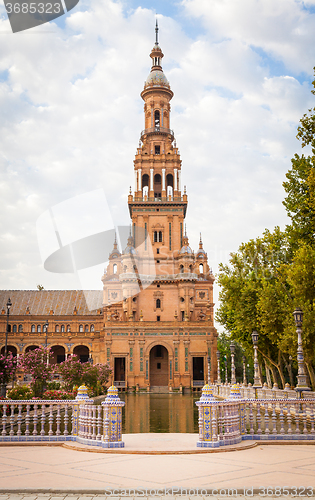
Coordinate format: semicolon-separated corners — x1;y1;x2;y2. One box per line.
166;173;173;198
142;173;149;198
0;345;17;356
149;344;168;386
154;110;160;128
154;173;161;199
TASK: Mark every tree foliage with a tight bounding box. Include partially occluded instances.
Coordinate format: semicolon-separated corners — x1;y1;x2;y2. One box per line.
216;68;315;389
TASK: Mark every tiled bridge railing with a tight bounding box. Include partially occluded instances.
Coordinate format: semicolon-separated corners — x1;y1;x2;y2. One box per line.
0;385;125;449
197;385;315;448
210;383;315;400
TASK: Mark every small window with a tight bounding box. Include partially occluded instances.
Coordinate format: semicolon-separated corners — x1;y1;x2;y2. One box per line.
156;299;161;309
157;316;160;322
18;324;23;333
13;324;17;333
55;325;59;333
180;297;185;302
157;284;160;288
155;145;160;155
113;263;117;274
79;324;83;333
85;325;89;332
199;263;204;273
181;311;185;321
157;259;160;263
133;297;137;302
180;265;184;274
61;325;65;332
31;325;35;333
154;110;160;127
159;231;162;242
37;325;41;333
157;248;160;254
157;362;161;369
67;324;71;332
90;325;94;332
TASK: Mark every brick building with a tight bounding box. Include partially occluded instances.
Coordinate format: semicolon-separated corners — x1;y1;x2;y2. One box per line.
0;27;217;391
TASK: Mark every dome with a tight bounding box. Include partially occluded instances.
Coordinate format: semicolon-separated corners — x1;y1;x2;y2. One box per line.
180;245;193;255
124;245;136;255
196;249;206;257
145;69;169;88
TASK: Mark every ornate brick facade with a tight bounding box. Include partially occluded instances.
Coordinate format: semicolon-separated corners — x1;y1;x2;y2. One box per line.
0;27;217;390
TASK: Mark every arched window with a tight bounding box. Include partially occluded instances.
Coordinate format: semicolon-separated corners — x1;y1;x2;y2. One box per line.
13;324;17;333
189;265;193;273
55;325;59;333
154;110;160;128
85;325;89;332
113;263;117;274
90;325;94;332
67;324;70;332
18;324;23;333
31;325;36;333
154;231;158;242
61;324;65;333
166;173;173;198
180;265;184;274
199;263;204;273
37;325;41;333
79;325;83;333
159;231;162;242
156;299;161;309
142;174;149;197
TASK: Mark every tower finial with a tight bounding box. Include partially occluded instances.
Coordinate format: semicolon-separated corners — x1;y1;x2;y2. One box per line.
155;18;159;45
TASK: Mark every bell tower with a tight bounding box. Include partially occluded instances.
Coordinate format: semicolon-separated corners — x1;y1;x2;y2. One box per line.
128;21;187;271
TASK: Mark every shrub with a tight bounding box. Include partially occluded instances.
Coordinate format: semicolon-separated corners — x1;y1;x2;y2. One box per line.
7;385;34;400
42;389;75;400
46;381;61;390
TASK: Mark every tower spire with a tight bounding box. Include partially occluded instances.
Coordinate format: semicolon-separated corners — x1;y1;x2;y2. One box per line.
155;18;159;45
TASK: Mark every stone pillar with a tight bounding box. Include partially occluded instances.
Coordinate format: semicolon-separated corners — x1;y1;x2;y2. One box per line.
195;384;217;448
72;384;93;437
101;386;125;448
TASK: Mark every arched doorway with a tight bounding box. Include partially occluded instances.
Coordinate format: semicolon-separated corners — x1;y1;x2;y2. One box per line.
73;345;89;363
149;345;168;386
1;345;17;356
50;345;66;364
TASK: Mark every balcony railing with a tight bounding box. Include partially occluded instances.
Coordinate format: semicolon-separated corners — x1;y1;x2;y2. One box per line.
140;126;174;139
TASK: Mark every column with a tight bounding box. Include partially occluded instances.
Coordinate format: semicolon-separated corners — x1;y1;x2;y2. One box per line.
138;168;142;194
162;168;166;197
178;170;181;192
174;168;178;192
150;168;154;194
135;170;138;192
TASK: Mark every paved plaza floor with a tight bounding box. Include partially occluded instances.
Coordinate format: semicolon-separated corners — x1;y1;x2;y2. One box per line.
0;435;315;498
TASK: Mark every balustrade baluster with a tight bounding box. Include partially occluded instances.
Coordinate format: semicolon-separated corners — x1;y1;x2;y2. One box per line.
294;404;300;434
302;403;308;435
64;404;68;436
92;406;96;440
56;404;61;436
25;404;30;436
310;403;315;435
264;403;270;435
287;402;292;435
41;404;45;436
279;402;285;435
17;404;22;436
10;404;15;436
33;404;38;436
249;402;254;435
97;405;102;440
256;402;262;434
271;402;277;434
48;404;53;436
1;404;7;437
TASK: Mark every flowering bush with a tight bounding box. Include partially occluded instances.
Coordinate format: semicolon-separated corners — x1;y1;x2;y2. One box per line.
46;381;61;390
18;347;55;397
7;385;34;400
42;389;75;400
0;352;18;385
57;355;112;395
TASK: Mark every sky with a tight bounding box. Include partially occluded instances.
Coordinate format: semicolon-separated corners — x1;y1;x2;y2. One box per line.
1;0;315;330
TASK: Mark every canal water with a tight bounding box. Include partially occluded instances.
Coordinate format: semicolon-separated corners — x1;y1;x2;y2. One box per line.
116;393;200;434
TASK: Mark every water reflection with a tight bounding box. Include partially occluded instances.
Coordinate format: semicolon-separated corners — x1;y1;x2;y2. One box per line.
116;393;199;434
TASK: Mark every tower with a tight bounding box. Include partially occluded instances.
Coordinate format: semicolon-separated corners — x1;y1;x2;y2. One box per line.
101;24;217;391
